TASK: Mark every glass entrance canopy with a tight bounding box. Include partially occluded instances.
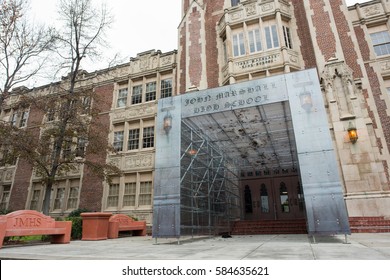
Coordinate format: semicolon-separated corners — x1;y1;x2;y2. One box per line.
153;69;350;238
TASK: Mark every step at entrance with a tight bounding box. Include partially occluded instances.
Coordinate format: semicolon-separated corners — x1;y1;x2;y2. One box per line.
231;219;307;235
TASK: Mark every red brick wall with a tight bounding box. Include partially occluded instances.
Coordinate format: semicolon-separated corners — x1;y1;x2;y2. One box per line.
179;21;187;94
330;0;363;78
291;0;317;68
309;0;337;61
79;83;114;211
205;1;224;89
189;7;202;88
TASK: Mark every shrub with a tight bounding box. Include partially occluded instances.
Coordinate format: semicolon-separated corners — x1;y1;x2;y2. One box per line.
68;208;90;218
66;216;83;240
0;209;12;215
66;208;90;240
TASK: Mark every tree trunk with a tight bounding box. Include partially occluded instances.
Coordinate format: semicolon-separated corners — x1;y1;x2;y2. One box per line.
42;179;53;215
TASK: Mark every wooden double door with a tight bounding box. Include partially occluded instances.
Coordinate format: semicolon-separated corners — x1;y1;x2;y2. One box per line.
242;176;305;220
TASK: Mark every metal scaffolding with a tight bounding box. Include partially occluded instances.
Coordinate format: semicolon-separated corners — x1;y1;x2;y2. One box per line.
180;120;241;236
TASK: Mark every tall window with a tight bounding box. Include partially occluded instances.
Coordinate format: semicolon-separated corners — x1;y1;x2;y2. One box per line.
161;79;172;98
132;85;143;104
67;185;79;210
139;181;152;206
46;107;55;122
117;88;128;108
233;32;246;56
30;184;42;211
123;182;136;207
128;128;140;150
0;185;10;210
370;31;390;56
114;131;124;152
107;184;120;207
223;38;228;63
19;111;29;127
260;184;269;213
76;137;87;157
53;186;65;210
248;29;262;53
279;182;289;213
283;26;293;49
145;82;156;102
142;127;154;148
265;25;279;49
62;137;72;159
231;0;240;7
10;113;17;126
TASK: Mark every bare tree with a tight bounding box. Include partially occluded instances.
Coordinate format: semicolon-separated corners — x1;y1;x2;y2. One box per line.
0;0;116;215
37;0;114;214
0;0;56;106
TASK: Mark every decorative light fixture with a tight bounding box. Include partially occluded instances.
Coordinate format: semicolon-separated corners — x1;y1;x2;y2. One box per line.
163;112;172;134
188;149;198;156
347;122;358;144
299;90;313;112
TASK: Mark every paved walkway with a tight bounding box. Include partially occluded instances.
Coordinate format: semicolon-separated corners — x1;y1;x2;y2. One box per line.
0;233;389;260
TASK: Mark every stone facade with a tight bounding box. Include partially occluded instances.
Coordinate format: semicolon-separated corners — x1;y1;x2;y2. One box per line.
1;0;390;230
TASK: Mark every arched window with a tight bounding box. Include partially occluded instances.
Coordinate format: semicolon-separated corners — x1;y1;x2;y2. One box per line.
244;185;253;213
260;184;269;213
279;182;289;213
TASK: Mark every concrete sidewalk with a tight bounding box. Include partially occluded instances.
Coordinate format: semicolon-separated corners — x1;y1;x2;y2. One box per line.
0;233;389;260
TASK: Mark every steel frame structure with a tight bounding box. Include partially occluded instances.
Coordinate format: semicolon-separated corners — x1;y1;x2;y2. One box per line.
180;120;241;236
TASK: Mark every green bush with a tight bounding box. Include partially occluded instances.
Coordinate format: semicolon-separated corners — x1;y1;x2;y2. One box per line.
66;208;90;240
66;216;83;240
0;209;12;215
68;208;90;218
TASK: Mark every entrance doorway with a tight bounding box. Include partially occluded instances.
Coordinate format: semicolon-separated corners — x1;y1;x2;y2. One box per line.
241;173;305;221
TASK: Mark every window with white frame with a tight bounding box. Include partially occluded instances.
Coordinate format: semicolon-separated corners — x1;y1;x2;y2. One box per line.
265;25;279;49
283;26;293;49
113;131;124;152
139;181;152;206
161;79;172;98
53;183;66;210
10;112;17;126
117;88;128;108
105;172;153;210
29;183;43;211
231;0;240;7
142;126;154;148
0;148;16;166
128;128;140;150
0;185;11;210
67;181;79;210
132;85;143;105
107;183;120;207
370;30;390;56
76;137;87;157
233;32;246;56
19;110;29;127
248;28;262;53
123;182;136;207
146;82;156;102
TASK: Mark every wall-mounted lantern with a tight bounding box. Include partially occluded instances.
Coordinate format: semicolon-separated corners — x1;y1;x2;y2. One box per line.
347;122;358;144
163;112;172;134
299;90;313;112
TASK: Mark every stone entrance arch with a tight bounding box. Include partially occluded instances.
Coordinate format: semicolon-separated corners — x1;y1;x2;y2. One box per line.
153;68;350;238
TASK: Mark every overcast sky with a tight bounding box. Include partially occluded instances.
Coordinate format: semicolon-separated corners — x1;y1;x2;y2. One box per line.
27;0;369;84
